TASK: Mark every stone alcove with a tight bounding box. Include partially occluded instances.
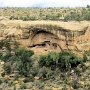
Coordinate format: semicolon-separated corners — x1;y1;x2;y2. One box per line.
29;29;61;53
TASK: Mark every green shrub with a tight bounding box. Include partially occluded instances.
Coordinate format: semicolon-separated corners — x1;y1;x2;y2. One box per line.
71;80;80;89
39;51;83;72
39;52;59;68
20;82;27;89
0;39;11;50
1;46;34;76
83;12;90;21
15;47;34;58
64;12;82;21
9;16;18;20
38;66;47;79
58;51;82;71
15;48;34;76
2;53;11;62
3;64;11;74
46;69;55;79
31;67;39;77
0;39;34;77
84;50;90;60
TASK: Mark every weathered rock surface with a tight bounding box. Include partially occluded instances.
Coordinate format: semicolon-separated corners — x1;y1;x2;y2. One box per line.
0;20;90;54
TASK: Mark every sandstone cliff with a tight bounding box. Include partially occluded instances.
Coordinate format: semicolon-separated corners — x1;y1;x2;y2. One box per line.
0;20;90;54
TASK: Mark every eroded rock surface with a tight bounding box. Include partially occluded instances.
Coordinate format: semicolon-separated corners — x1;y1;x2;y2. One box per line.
0;20;90;54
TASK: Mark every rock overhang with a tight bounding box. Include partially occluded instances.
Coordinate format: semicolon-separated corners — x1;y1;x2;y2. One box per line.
0;20;90;54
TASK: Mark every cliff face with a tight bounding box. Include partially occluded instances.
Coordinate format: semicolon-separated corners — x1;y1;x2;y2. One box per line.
0;20;90;54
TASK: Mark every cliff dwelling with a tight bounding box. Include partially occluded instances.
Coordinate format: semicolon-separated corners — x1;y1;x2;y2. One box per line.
0;20;90;54
29;30;61;53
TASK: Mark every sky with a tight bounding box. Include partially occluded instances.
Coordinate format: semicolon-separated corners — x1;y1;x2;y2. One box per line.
0;0;90;7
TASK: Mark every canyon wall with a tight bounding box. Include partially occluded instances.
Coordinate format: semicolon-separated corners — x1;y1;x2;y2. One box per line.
0;20;90;54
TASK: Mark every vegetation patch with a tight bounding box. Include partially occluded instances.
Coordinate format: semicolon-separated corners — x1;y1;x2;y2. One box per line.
0;39;90;89
0;6;90;21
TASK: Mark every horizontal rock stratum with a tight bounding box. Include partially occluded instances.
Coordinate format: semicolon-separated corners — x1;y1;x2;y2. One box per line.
0;20;90;54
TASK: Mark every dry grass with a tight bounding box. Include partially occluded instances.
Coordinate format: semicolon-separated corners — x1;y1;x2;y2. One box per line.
0;19;90;31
